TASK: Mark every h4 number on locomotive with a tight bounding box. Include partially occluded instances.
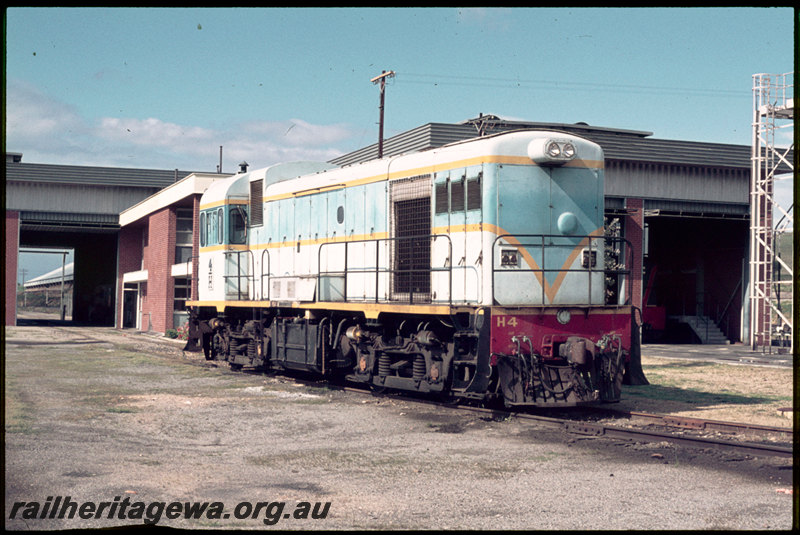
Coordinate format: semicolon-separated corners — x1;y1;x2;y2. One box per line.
183;129;646;408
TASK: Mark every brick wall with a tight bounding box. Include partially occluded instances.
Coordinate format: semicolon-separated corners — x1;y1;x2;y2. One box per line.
5;211;20;326
116;224;145;329
143;207;177;333
117;196;204;333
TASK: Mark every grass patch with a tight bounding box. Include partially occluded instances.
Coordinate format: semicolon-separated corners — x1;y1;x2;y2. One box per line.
291;396;331;405
135;459;161;466
623;357;793;426
106;407;137;414
624;384;780;406
246;455;279;467
4;379;35;434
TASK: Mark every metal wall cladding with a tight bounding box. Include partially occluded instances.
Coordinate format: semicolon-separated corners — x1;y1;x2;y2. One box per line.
604;160;749;204
9;181;156;216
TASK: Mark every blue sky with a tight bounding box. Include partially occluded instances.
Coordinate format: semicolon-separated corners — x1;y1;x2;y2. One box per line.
6;7;795;280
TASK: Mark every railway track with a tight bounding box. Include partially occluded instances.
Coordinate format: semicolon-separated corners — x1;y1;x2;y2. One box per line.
419;399;794;459
522;407;794;459
330;383;795;459
308;376;795;459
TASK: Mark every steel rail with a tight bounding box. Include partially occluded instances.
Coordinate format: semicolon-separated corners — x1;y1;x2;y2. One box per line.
448;402;794;459
625;410;793;438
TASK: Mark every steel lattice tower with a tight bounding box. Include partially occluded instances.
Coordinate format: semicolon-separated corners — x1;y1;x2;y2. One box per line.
749;72;794;352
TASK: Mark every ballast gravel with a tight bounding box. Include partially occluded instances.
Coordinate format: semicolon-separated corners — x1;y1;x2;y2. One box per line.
4;326;794;530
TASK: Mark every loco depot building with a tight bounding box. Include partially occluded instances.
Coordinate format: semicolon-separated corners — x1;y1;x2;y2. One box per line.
4;115;789;345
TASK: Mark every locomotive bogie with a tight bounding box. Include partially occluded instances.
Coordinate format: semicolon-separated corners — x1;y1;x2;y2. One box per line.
185;130;639;408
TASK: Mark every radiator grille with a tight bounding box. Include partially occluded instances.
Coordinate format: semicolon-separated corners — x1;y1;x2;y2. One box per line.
390;175;432;301
249;180;263;226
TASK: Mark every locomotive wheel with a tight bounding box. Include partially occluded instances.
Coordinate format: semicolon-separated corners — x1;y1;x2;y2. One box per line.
202;333;213;361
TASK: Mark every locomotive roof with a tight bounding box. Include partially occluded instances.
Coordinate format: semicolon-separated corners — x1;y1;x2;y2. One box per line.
200;161;337;207
262;129;602;200
201;171;250;206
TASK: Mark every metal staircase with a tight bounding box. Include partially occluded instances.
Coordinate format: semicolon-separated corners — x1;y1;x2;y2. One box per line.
677;315;730;345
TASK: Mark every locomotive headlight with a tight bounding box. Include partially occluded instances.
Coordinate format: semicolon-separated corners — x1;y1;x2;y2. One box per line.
528;138;578;165
546;141;561;158
556;308;572;325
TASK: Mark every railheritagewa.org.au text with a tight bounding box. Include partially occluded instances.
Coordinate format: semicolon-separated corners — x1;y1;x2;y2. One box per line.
8;496;331;526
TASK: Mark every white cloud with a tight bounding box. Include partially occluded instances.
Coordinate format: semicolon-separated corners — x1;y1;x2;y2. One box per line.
5;79;88;151
5;79;359;171
455;8;513;31
98;117;215;146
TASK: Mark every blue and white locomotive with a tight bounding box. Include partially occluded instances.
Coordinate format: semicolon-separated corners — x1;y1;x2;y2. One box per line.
185;130;641;407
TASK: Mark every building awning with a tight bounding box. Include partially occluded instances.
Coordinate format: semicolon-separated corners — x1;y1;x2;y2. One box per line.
123;270;148;283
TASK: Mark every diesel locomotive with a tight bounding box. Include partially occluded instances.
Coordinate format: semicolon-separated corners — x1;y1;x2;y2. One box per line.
184;129;641;407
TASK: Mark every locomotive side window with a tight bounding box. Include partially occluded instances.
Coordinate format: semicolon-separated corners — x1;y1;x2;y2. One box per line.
199;212;206;247
217;208;224;244
230;206;247;244
249;179;263;227
434;181;448;214
466;172;482;210
336;205;344;225
208;210;217;245
435;172;479;214
450;177;465;212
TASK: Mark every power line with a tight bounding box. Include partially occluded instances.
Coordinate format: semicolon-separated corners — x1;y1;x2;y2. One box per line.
397;72;749;98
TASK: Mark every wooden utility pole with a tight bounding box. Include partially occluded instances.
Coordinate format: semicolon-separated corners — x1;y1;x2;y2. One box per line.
371;70;395;158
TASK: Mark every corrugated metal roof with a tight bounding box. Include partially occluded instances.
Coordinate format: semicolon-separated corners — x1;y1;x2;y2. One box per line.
5;161;198;188
19;210;120;232
24;262;74;287
329;117;792;172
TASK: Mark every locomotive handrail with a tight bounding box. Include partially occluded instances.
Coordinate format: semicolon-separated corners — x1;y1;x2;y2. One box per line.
260;248;271;301
317;234;454;305
491;233;634;306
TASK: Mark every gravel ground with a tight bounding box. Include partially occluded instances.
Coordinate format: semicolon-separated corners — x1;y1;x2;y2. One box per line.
4;325;795;530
